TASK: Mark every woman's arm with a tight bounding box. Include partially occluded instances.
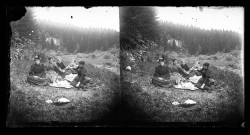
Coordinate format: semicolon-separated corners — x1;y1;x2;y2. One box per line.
29;65;34;75
154;67;160;77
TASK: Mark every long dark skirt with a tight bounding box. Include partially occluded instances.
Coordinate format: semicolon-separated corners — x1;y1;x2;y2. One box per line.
27;75;49;86
152;77;172;88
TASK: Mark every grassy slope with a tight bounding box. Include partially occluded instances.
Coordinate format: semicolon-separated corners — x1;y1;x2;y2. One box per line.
121;52;244;124
7;52;120;125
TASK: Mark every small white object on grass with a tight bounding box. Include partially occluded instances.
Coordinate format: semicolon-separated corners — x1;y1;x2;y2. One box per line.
76;82;80;87
57;97;70;103
184;99;196;105
126;66;131;71
46;100;53;104
172;101;180;105
201;83;205;89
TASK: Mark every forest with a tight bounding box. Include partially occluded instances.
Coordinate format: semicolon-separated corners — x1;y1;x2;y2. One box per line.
10;8;119;54
159;21;242;55
120;6;242;56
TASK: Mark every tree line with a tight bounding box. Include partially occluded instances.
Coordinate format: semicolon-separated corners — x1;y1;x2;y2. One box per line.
10;8;119;54
159;21;242;55
38;22;119;53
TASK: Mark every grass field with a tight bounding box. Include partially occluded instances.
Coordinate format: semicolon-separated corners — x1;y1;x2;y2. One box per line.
121;50;244;125
7;50;120;126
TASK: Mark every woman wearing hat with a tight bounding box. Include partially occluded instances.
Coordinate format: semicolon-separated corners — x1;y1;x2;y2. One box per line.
27;55;49;85
152;56;172;88
70;61;91;90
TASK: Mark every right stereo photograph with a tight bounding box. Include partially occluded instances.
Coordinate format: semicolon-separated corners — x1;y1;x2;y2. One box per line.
119;6;244;127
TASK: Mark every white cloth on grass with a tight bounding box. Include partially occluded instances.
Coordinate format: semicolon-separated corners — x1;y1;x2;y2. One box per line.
189;75;202;84
65;74;78;82
174;81;198;90
49;79;73;88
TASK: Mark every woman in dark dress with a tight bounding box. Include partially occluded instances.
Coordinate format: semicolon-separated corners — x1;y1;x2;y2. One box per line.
152;57;172;88
27;55;49;85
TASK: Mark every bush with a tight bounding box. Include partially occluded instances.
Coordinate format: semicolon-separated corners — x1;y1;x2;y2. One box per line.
208;55;218;60
46;50;57;57
227;64;238;69
104;62;113;66
230;50;240;58
103;55;111;59
109;48;119;56
225;56;233;61
76;53;83;58
56;51;64;56
198;55;206;60
91;54;96;59
178;53;186;58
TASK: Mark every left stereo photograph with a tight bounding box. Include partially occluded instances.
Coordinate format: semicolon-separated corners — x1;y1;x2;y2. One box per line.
7;6;120;126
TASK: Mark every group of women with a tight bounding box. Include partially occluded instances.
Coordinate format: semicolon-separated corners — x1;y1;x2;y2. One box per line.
152;55;215;91
27;55;90;90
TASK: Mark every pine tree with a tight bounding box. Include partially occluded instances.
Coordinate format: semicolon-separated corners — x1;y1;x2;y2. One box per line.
120;6;160;50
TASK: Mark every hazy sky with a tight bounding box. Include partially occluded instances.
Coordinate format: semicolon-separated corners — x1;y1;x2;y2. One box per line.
155;7;244;35
32;7;120;32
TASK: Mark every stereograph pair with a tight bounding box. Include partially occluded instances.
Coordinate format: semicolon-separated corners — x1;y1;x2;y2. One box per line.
7;6;244;127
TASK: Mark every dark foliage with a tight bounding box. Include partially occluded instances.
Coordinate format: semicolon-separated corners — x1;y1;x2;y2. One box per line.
120;6;160;50
159;21;241;55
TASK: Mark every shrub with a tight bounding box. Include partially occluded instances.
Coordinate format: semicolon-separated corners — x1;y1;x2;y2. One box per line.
104;62;113;67
208;55;218;60
178;53;186;58
91;54;96;59
76;53;83;58
109;48;119;56
225;56;233;61
227;64;238;69
56;51;64;56
46;50;57;57
230;50;240;58
198;55;206;60
103;55;111;59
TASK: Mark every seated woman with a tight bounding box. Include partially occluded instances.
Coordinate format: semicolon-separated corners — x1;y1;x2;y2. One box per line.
194;62;215;91
152;57;172;88
70;61;91;90
56;57;66;70
27;55;49;86
55;57;69;76
171;59;190;78
180;60;190;72
45;57;63;84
